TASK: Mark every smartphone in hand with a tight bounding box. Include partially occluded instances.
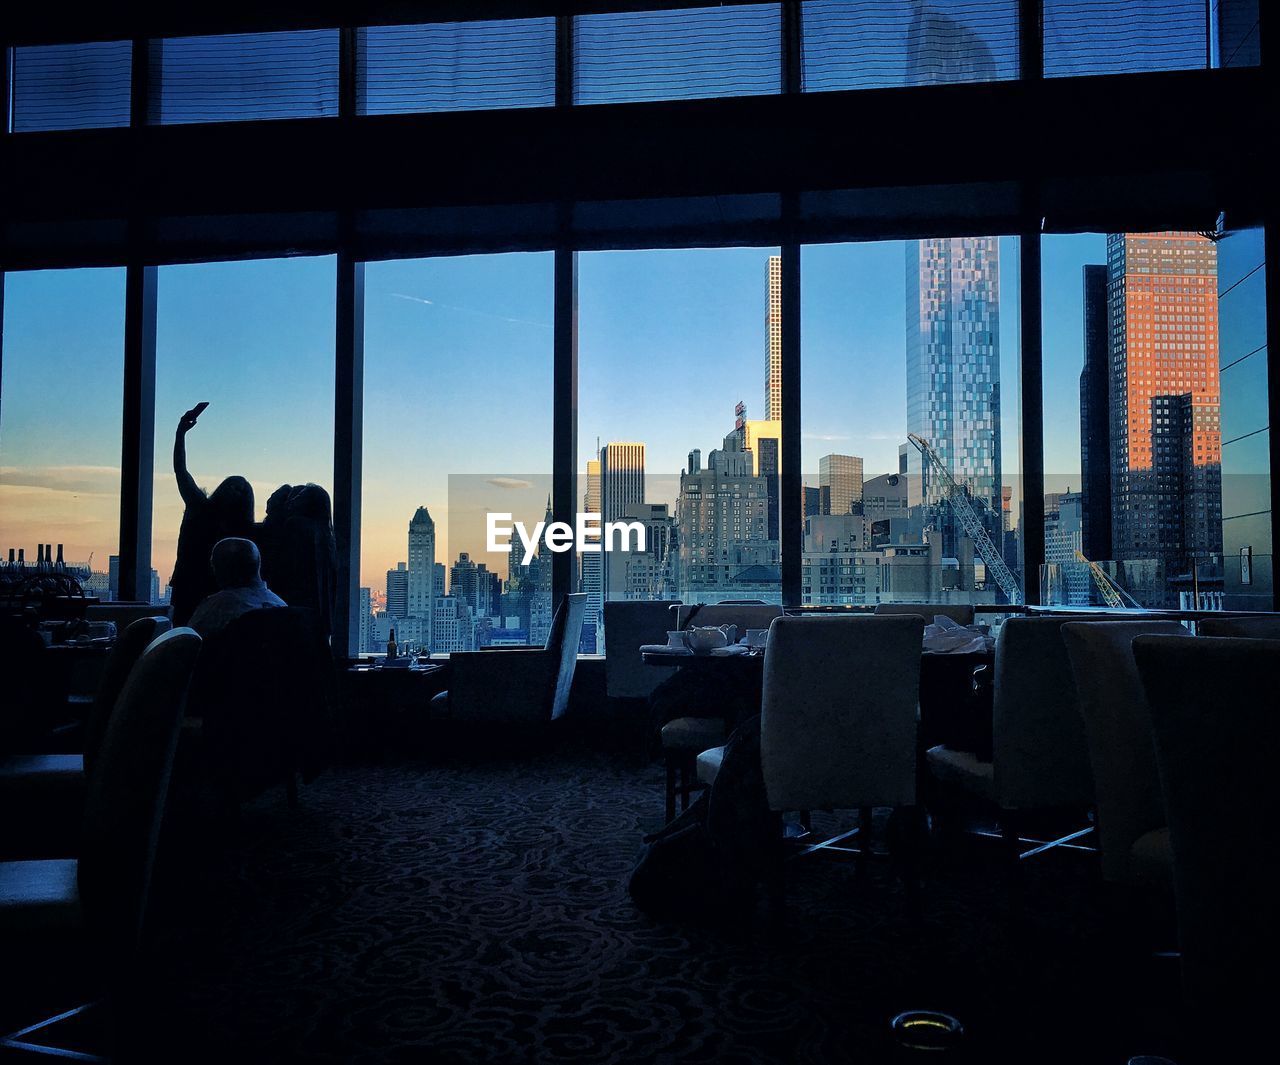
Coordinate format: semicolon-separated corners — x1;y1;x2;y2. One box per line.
191;401;210;420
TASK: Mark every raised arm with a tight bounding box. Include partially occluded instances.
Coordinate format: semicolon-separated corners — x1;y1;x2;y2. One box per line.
173;406;205;508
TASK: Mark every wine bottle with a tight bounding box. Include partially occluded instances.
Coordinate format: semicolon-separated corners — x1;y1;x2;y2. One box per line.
387;628;398;660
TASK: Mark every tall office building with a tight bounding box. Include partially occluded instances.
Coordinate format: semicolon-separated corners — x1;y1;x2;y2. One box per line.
906;236;1002;550
765;255;782;421
723;404;781;540
676;448;777;603
385;562;408;618
407;505;435;649
1107;232;1222;578
1079;263;1113;562
818;454;864;516
407;506;435;616
599;442;645;524
580;457;603;653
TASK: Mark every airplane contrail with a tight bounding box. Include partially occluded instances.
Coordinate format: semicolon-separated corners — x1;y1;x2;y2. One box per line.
390;292;551;329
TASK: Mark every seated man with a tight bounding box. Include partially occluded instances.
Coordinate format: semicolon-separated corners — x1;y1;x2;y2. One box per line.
187;537;286;639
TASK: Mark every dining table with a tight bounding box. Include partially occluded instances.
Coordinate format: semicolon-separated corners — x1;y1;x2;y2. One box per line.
642;638;994;758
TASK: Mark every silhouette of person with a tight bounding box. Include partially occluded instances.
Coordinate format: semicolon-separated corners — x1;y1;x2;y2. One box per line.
256;483;294;588
275;483;338;646
170;405;255;626
187;537;286;639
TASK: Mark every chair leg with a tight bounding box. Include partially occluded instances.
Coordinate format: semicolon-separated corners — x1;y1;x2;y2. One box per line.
678;761;691;812
664;759;677;824
857;806;873;874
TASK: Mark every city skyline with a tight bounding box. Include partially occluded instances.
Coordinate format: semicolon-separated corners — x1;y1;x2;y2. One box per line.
0;233;1193;592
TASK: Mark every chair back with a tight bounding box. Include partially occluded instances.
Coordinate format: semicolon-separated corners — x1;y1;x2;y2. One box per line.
77;627;200;962
545;593;588;721
1062;620;1187;883
603;600;680;699
198;606;332;800
1197;614;1280;640
761;614;923;812
875;602;976;626
992;616;1105;810
83;615;171;777
673;602;783;634
1134;635;1279;1024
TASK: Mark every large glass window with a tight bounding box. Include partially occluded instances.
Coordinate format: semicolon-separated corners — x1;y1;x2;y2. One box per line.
357;18;556;115
8;41;132;132
360;254;554;657
574;5;781;105
1041;230;1269;610
802;0;1019;92
150;257;335;609
1;269;126;598
578;247;783;652
801;238;1023;609
1043;0;1211;77
152;30;339;124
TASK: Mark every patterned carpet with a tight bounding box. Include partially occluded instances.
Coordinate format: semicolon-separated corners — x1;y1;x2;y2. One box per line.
137;744;1185;1064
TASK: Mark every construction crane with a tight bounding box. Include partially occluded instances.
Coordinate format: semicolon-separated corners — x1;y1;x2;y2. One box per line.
907;433;1022;606
1073;550;1140;609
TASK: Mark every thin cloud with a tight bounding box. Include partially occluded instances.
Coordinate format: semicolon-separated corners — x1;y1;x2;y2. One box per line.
390;292;551;329
484;477;534;490
0;465;120;495
803;433;851;442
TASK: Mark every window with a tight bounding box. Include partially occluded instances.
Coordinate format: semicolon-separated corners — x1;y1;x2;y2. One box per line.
1041;230;1268;610
360;254;554;656
8;40;132;132
574;5;781;105
802;0;1019;92
1043;0;1211;77
578;247;783;652
152;30;339;124
802;238;1023;608
151;257;335;609
1;269;126;597
358;18;556;115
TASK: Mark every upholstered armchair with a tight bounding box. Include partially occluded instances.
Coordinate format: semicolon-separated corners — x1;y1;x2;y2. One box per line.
1062;620;1188;888
432;594;587;727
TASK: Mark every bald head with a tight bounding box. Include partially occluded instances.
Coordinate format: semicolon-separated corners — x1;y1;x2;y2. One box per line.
210;537;263;590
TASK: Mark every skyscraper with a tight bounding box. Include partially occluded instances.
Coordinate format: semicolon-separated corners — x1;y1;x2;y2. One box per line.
599;442;645;523
407;506;435;615
407;505;436;649
765;255;782;421
599;442;645;603
818;454;864;516
1079;263;1112;562
580;457;603;653
906;236;1002;549
1107;232;1221;580
385;562;408;618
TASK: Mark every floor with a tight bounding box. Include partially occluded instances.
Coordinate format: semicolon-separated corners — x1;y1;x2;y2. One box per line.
32;742;1188;1063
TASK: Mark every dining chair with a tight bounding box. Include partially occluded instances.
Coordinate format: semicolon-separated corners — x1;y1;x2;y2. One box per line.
1133;634;1278;1053
188;606;332;809
0;616;171;858
1197;614;1280;639
0;628;200;1058
700;614;925;904
431;594;587;728
1062;620;1187;889
603;600;680;701
926;615;1108;863
874;602;976;626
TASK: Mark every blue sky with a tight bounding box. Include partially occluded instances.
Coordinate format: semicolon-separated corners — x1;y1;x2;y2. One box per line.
2;236;1104;587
